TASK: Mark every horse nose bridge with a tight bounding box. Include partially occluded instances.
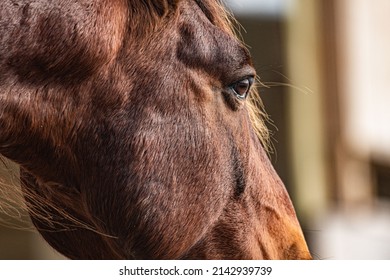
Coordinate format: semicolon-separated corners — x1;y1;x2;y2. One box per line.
244;147;312;259
277;220;312;259
253;204;312;259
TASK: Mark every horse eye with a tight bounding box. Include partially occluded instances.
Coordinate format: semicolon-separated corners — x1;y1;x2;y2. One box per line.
230;77;254;100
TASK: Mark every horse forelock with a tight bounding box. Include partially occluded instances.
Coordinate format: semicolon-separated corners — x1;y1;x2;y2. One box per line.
126;0;181;35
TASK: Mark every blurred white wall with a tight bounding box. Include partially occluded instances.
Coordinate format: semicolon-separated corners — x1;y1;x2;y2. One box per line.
337;0;390;163
313;0;390;260
314;201;390;259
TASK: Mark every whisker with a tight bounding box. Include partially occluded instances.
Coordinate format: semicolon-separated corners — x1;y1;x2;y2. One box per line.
261;81;314;95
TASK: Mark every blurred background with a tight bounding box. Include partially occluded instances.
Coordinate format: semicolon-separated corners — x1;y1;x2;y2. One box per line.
1;0;390;259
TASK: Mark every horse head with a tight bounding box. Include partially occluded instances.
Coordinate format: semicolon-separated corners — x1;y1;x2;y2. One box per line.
0;0;311;259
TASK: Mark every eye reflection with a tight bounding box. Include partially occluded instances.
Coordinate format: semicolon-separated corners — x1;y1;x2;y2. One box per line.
230;77;254;100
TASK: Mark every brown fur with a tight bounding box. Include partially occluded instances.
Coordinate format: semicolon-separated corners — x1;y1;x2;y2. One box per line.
0;0;311;259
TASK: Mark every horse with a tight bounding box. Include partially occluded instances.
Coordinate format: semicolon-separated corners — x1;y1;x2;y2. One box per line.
0;0;311;259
